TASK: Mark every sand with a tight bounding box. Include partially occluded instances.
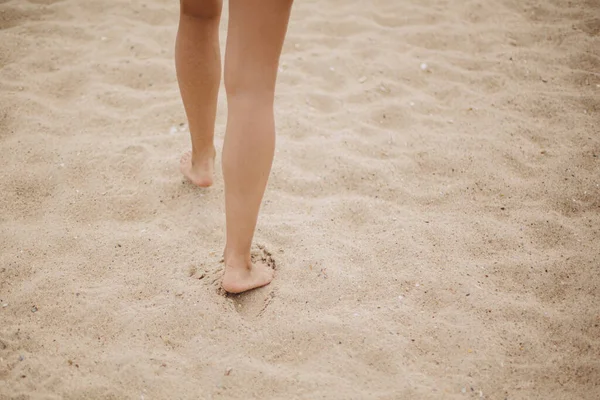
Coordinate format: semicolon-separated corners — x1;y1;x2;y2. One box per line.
1;0;599;398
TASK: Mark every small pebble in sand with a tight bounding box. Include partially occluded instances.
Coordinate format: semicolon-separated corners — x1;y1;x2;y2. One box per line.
461;387;467;393
225;367;233;376
420;63;428;71
329;66;335;71
2;304;7;308
358;76;367;83
379;84;390;93
31;305;38;313
19;355;24;361
169;126;177;135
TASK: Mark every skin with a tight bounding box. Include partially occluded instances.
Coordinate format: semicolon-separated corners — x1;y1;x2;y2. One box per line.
176;0;293;293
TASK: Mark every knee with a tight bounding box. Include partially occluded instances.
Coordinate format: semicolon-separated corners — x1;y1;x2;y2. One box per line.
224;71;247;97
225;78;273;101
180;0;222;20
224;69;276;99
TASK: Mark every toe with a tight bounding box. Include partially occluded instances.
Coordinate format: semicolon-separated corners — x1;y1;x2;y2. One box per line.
180;151;191;165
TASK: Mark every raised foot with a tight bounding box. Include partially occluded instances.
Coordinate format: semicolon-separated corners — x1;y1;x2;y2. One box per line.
221;261;274;294
180;149;215;187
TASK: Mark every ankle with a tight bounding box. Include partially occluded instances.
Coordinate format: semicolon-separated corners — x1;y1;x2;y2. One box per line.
191;145;216;162
224;248;251;269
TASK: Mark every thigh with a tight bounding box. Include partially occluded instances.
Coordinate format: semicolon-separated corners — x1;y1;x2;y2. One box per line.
224;0;293;94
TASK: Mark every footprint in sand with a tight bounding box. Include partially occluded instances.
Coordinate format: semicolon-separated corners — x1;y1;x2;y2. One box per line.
195;245;277;319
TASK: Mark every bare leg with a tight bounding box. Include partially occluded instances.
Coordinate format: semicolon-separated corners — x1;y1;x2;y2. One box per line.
175;0;222;187
221;0;293;293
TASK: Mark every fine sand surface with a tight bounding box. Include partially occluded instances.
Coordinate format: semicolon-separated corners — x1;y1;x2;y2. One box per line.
1;0;599;398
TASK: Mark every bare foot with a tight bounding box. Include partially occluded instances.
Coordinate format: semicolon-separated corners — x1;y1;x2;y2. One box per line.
180;149;215;187
221;260;274;294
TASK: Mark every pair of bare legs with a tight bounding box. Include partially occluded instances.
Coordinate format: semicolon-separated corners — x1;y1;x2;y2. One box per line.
176;0;293;293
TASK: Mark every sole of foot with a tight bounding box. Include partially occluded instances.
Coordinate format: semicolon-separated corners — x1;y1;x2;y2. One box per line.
180;149;215;187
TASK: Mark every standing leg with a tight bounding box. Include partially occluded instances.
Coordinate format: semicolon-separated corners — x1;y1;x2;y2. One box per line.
176;0;223;187
221;0;293;293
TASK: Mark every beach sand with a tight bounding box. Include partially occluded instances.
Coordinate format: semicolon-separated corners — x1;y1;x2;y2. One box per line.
1;0;599;398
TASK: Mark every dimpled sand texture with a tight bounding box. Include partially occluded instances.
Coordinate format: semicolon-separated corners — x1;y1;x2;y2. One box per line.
0;0;599;399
